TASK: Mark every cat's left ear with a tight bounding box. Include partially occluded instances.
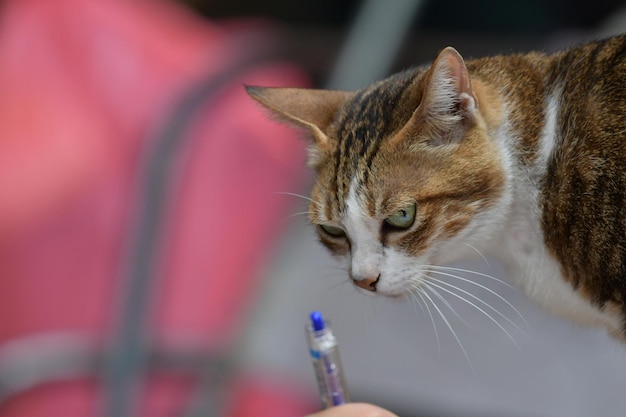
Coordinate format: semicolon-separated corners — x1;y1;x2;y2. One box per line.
245;86;352;152
415;47;479;144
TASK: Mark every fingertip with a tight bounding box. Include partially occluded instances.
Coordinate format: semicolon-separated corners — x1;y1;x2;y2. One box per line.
344;403;399;417
306;403;398;417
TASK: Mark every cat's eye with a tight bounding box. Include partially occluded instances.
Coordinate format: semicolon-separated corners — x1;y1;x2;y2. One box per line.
385;203;416;229
319;224;346;238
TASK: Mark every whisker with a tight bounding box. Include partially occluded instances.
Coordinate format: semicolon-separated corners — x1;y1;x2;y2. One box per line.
427;279;522;351
287;211;311;218
425;268;528;328
421;287;474;372
462;242;490;267
412;289;441;355
423;282;469;327
273;191;322;208
424;264;513;289
410;291;425;313
326;264;347;273
322;279;351;298
428;276;526;336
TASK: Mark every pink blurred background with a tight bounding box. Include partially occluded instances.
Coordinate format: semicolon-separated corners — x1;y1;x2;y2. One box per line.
0;0;314;415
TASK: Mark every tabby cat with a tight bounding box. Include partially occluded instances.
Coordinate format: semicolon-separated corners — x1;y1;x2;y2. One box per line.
247;36;626;339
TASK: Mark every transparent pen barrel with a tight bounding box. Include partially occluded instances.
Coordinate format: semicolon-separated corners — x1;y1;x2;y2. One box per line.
306;323;350;407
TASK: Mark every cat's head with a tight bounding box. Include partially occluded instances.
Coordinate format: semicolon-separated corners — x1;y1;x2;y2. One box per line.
247;47;510;297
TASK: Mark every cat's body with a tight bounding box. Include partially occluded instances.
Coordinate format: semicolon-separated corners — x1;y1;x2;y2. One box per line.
248;36;626;339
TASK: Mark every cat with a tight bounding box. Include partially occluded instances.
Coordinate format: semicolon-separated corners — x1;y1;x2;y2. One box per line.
246;35;626;340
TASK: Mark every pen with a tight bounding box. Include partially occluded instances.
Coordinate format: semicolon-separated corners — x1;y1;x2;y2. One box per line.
306;311;350;407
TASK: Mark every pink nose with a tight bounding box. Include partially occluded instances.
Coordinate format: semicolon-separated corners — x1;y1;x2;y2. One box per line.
353;276;379;292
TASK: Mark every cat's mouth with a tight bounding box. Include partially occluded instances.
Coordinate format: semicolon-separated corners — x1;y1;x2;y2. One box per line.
350;268;433;299
351;274;380;292
351;276;418;299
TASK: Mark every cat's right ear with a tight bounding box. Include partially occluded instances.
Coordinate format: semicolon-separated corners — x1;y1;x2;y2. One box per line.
245;86;352;151
407;47;479;146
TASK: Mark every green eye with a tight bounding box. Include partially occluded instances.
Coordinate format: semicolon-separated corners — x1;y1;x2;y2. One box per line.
319;224;346;237
385;203;416;229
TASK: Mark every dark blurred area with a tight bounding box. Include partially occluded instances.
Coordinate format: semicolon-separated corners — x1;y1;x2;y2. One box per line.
187;0;619;32
181;0;624;84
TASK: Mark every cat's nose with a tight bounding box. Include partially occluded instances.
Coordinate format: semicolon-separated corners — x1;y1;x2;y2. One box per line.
353;275;380;292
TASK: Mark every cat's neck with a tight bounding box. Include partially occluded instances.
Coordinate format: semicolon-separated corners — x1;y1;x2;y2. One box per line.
469;52;556;168
467;55;557;261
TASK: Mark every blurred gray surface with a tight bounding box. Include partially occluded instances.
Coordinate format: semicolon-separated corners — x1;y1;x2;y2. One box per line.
242;201;626;417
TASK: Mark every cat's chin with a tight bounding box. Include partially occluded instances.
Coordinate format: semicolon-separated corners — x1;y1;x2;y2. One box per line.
384;290;413;300
353;286;379;297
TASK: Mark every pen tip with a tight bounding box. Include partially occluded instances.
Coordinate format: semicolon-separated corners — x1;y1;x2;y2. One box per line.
310;311;325;331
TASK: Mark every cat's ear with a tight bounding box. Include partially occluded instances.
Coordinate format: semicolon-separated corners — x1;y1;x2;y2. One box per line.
245;86;352;151
415;47;479;144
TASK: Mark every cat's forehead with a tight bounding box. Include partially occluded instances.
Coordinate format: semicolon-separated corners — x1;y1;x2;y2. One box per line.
306;68;432;218
313;69;427;206
331;68;424;143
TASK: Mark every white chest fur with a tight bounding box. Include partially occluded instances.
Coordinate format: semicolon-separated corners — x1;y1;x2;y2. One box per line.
494;210;622;334
492;93;623;336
